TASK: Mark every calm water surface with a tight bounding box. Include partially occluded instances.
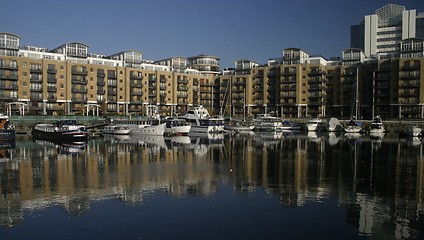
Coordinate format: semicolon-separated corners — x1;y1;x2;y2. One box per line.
0;132;423;239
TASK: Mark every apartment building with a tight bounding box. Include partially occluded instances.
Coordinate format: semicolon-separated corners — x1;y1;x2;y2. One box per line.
0;33;217;117
351;4;424;59
2;29;424;120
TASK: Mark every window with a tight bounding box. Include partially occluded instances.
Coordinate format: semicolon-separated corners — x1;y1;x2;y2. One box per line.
60;75;64;79
23;72;27;77
23;82;27;86
22;62;27;67
60;65;64;69
60;84;64;88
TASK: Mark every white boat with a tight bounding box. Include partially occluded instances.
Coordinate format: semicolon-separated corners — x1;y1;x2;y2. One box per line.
326;118;344;132
306;118;322;131
344;119;363;133
403;125;422;137
253;114;283;132
114;105;166;136
164;118;191;136
345;69;363;134
369;116;385;134
224;120;255;132
103;124;131;135
179;105;225;133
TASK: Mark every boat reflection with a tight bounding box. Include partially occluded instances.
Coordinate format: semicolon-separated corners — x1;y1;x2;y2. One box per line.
33;138;87;155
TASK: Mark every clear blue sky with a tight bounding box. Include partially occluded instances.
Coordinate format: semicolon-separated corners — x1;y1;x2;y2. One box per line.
2;0;424;68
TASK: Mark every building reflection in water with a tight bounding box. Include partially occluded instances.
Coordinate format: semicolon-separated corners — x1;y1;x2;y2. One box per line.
0;133;423;238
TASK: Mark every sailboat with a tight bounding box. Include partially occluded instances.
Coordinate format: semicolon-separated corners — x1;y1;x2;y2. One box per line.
223;84;254;132
345;68;363;133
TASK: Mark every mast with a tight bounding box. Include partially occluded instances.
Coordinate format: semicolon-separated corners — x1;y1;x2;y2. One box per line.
355;67;359;118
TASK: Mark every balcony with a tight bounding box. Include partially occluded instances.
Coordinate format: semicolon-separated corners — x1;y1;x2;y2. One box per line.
30;76;43;83
0;64;17;70
108;89;117;95
177;86;188;91
47;68;57;74
97;90;105;95
97;71;105;77
0;74;18;81
130;83;143;88
177;78;188;84
47;86;57;92
132;91;143;96
30;87;43;92
30;68;43;73
0;84;18;90
160;77;167;83
71;69;88;75
47;77;57;83
72;88;87;94
72;78;87;84
130;74;143;80
97;80;105;86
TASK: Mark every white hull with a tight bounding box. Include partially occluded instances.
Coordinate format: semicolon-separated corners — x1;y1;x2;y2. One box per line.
369;128;385;134
224;125;255;132
307;124;319;131
344;126;362;133
103;125;131;135
165;125;191;136
128;123;166;136
190;124;224;133
306;118;322;131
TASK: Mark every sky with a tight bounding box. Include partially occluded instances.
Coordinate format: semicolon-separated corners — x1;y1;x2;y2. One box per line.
2;0;424;68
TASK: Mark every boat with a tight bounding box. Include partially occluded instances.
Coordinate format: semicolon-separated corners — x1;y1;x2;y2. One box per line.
0;114;16;140
400;125;422;137
103;124;131;135
179;105;225;133
326;117;344;132
224;120;255;132
369;116;385;134
306;118;322;131
164;117;191;136
253;114;283;132
281;120;302;131
344;117;363;133
345;68;363;134
114;105;166;136
32;119;88;142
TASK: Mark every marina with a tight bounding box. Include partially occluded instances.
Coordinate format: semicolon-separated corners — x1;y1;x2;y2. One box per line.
0;132;423;239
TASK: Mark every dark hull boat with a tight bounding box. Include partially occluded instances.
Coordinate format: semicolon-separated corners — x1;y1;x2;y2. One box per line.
0;114;16;140
32;119;88;142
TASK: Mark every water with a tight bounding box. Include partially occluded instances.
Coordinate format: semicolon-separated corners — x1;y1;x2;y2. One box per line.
0;132;423;239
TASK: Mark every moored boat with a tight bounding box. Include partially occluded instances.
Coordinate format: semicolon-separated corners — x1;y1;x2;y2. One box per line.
400;125;422;137
306;118;322;131
344;117;363;133
164;118;191;136
253;114;283;132
32;119;88;142
281;120;302;131
369;116;385;133
0;114;16;140
224;120;255;132
114;105;166;136
326;117;344;132
103;124;131;135
179;105;225;133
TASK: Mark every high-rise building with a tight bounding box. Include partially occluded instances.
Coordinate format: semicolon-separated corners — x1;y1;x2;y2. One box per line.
351;4;424;59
